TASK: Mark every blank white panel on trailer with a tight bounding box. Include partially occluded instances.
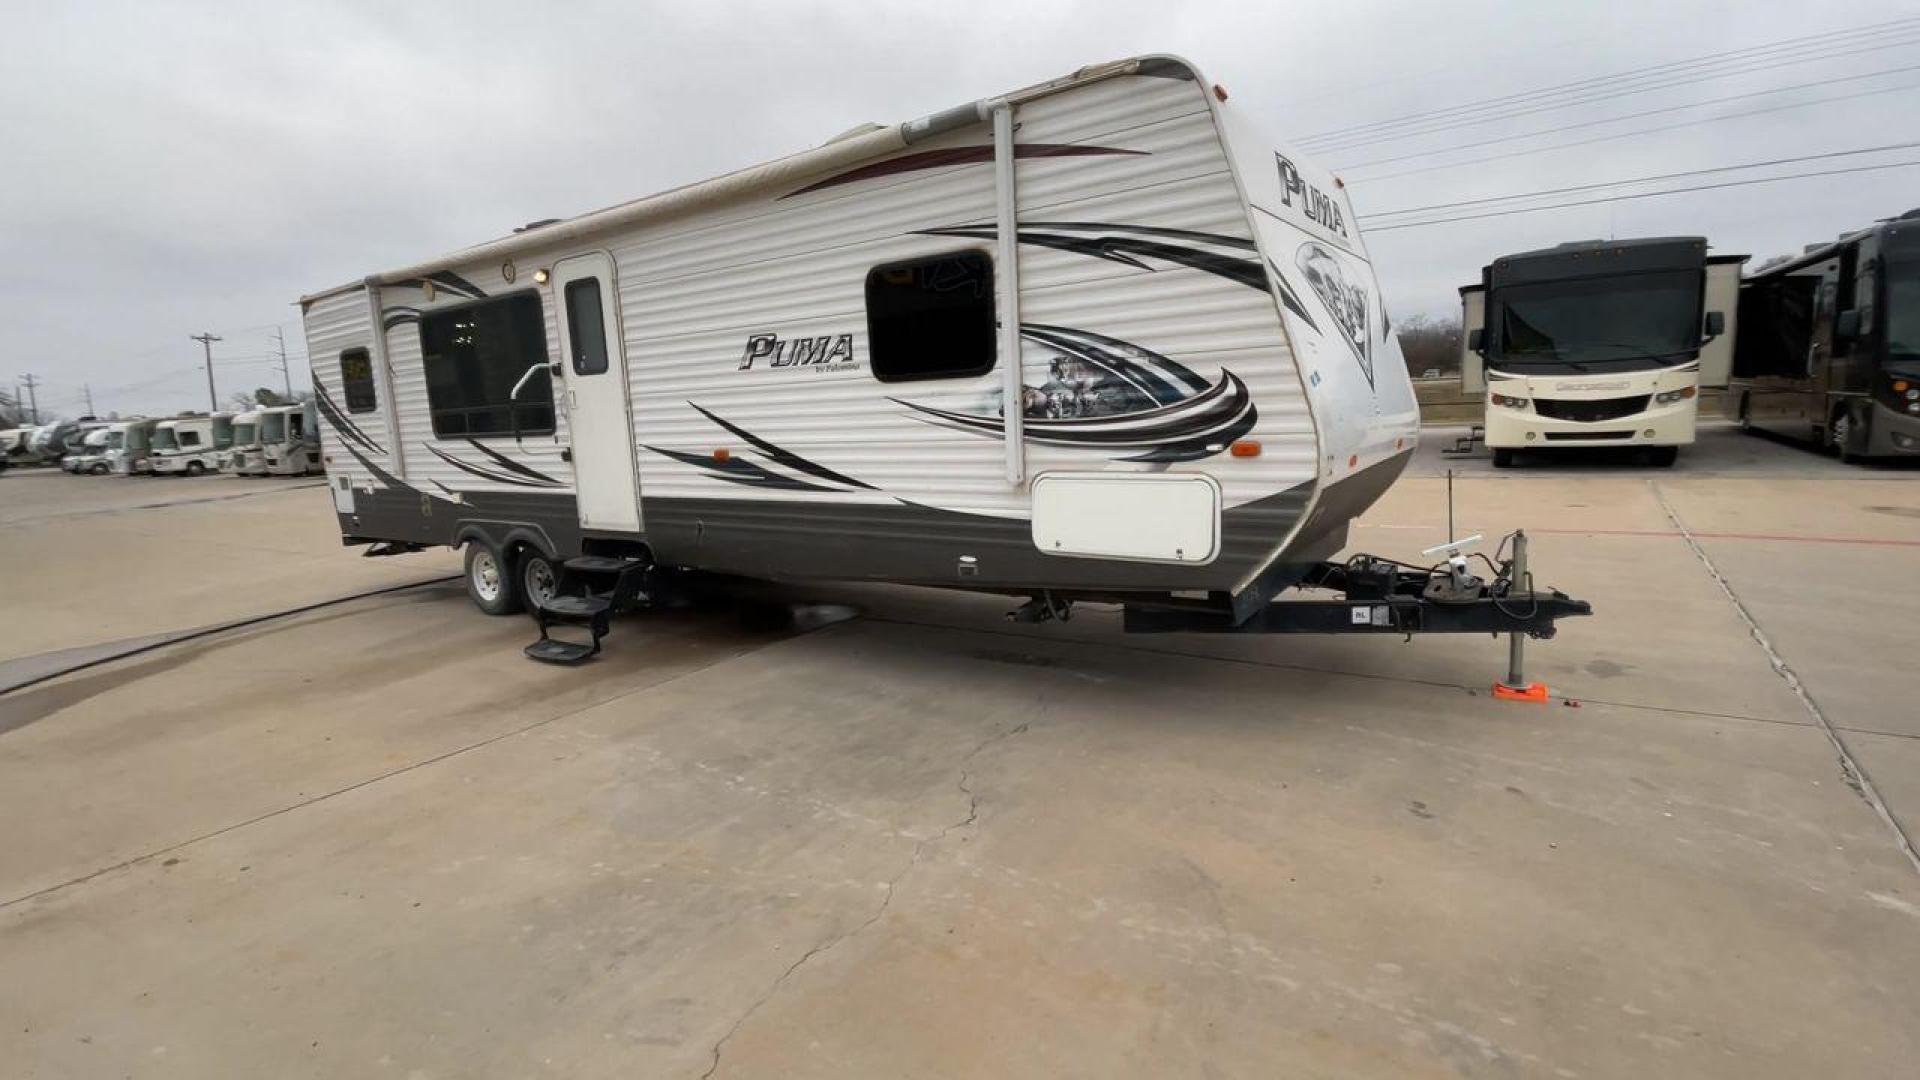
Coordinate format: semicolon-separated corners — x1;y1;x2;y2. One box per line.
1697;260;1743;389
1031;472;1220;563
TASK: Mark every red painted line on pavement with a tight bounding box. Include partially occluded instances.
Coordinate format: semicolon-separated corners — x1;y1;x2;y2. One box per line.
1523;526;1920;548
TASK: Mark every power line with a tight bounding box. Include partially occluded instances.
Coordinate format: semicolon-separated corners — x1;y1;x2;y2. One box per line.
1331;64;1920;172
1294;15;1920;146
1345;80;1920;184
1363;158;1920;233
1304;29;1920;154
1358;141;1920;220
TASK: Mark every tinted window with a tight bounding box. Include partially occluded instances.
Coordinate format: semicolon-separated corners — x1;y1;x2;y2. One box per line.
865;251;996;382
419;293;554;438
565;278;610;376
1493;270;1701;369
340;348;377;414
180;429;202;448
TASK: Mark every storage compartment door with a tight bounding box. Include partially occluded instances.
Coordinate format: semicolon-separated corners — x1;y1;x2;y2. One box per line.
1031;473;1220;564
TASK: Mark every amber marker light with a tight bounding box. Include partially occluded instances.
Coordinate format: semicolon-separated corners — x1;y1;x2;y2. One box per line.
712;448;731;462
1229;440;1261;458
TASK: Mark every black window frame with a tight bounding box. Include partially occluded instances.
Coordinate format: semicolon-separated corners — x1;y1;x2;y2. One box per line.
417;290;556;440
564;277;611;377
339;347;378;414
864;249;998;384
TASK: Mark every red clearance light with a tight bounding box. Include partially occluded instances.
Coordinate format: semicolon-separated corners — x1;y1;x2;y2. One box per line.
1213;83;1228;102
1229;440;1261;457
712;448;731;462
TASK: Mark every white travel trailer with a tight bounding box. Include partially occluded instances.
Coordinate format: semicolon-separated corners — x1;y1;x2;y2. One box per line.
149;414;234;476
304;56;1588;663
105;418;161;475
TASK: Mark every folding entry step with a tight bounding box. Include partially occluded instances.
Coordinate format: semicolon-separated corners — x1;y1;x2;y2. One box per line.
523;556;652;665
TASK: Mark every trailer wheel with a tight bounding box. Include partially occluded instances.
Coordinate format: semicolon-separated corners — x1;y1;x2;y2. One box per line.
464;541;523;616
518;549;559;612
1491;448;1515;468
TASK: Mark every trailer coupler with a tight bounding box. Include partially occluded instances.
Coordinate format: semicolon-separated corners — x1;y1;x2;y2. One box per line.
1121;533;1592;641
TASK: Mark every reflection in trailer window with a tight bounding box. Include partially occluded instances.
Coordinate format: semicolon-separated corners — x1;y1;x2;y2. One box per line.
565;278;610;376
340;347;378;414
419;293;555;438
865;250;996;382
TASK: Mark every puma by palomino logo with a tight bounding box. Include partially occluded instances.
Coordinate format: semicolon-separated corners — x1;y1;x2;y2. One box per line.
738;332;857;370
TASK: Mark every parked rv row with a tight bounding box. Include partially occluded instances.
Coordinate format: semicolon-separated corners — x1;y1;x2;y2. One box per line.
1458;208;1919;466
0;403;322;477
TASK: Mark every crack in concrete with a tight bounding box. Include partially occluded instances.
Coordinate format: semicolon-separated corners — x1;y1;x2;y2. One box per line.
700;717;1029;1078
1649;479;1920;877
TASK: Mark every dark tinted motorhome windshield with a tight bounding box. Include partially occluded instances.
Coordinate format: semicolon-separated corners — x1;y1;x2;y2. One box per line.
232;421;257;446
1494;270;1701;370
262;413;286;443
1887;257;1919;358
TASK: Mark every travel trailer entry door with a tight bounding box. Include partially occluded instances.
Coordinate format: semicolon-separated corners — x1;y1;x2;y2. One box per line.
552;253;642;532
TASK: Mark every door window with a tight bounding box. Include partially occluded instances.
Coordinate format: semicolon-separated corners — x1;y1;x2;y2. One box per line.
565;278;610;376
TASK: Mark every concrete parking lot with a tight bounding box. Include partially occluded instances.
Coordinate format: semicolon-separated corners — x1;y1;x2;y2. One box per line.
2;424;1917;1078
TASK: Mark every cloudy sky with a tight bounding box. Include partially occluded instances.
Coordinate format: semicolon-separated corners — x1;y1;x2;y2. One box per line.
3;0;1915;419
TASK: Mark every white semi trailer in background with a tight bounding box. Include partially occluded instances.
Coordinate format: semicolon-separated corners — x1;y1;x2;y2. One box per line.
1460;237;1744;467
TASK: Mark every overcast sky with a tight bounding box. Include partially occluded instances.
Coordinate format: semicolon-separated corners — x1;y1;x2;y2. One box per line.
3;0;1916;419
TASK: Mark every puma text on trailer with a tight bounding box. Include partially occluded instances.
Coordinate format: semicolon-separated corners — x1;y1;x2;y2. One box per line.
300;55;1587;662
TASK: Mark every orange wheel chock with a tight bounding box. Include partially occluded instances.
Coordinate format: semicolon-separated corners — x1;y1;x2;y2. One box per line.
1492;681;1550;703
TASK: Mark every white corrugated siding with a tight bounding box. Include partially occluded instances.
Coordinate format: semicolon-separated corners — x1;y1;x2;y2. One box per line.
300;289;383;480
618;71;1312;519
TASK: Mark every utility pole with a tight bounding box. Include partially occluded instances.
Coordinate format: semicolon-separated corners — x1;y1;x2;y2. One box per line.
271;327;292;399
190;332;222;413
83;383;95;416
20;373;40;424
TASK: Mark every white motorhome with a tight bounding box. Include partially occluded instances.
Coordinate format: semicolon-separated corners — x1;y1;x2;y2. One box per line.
104;418;161;475
149;414;234;476
258;402;321;475
1;427;47;470
304;56;1590;663
1460;238;1744;467
224;410;263;474
65;428;113;474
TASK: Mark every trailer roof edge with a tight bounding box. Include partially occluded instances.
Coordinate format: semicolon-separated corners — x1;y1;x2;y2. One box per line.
299;54;1195;306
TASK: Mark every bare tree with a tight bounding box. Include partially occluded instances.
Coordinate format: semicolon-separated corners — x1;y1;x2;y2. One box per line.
1396;314;1463;379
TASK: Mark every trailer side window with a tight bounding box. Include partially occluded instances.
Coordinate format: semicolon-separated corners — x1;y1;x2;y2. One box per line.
340;348;377;414
865;251;996;382
564;279;610;376
419;292;555;438
180;429;202;448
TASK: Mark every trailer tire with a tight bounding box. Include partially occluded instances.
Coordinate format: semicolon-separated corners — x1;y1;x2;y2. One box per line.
464;541;523;616
518;548;559;612
1491;448;1515;469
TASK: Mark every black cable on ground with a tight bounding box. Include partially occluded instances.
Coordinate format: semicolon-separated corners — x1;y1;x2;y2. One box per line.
0;574;461;698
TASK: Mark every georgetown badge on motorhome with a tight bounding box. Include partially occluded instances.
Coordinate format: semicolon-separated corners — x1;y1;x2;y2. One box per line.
302;55;1589;664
